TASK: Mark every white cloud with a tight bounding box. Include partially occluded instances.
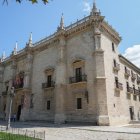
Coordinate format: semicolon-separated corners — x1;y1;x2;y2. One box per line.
123;45;140;68
83;0;91;13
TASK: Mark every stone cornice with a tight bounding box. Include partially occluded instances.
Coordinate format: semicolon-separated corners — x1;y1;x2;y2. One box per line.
101;21;121;44
119;54;140;74
0;14;121;65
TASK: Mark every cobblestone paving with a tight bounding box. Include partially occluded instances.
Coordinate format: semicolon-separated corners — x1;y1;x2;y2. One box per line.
0;121;140;140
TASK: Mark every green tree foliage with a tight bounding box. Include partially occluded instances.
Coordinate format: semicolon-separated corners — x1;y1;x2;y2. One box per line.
3;0;49;5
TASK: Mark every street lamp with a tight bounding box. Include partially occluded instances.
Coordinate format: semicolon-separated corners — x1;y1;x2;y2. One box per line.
6;87;15;130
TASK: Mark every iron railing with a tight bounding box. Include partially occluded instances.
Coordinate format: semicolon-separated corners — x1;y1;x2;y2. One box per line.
115;82;123;90
113;63;120;71
14;84;24;90
69;74;87;84
0;126;45;140
134;89;140;95
127;87;133;93
137;76;140;84
131;73;137;80
2;91;7;96
125;68;130;76
42;81;55;89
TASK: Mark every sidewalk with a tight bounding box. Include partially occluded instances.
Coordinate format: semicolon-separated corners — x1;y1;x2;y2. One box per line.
0;121;140;140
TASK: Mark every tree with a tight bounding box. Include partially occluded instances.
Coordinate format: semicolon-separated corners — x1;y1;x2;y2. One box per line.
3;0;49;5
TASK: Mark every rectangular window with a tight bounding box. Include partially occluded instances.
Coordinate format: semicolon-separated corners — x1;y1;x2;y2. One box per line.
47;100;51;110
113;60;116;67
115;77;118;88
47;75;52;87
112;43;115;52
77;98;82;109
133;85;135;94
75;68;82;82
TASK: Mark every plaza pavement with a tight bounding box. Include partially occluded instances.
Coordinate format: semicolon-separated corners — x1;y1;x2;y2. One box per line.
0;121;140;140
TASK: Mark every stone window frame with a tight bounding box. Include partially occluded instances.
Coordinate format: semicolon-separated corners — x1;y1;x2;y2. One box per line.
44;67;55;84
71;59;85;77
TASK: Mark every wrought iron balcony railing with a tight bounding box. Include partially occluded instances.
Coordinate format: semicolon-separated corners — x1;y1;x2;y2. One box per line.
69;74;87;84
113;63;120;71
127;87;133;93
131;73;137;81
42;81;55;89
134;89;140;95
125;68;130;77
115;82;123;90
14;84;24;90
137;76;140;84
2;91;7;96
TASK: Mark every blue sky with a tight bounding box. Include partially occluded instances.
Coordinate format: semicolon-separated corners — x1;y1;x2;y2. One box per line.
0;0;140;66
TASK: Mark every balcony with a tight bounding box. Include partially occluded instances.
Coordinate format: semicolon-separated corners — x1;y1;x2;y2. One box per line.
124;68;130;78
2;91;7;96
42;81;55;89
115;82;123;92
126;87;133;94
113;63;120;72
134;89;140;95
69;74;87;84
131;73;137;81
14;84;24;90
137;76;140;84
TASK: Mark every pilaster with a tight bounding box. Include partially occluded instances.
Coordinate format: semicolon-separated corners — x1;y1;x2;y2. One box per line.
93;49;109;125
54;30;67;124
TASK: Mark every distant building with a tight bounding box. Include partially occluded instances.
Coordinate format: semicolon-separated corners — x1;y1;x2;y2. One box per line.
0;1;140;125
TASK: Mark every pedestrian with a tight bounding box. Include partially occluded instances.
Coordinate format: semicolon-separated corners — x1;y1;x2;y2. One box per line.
13;114;16;122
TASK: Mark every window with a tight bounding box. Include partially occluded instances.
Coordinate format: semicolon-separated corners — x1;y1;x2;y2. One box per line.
125;66;127;72
47;75;52;87
112;43;115;52
133;85;135;94
75;68;82;82
113;60;116;67
126;82;129;88
115;77;118;88
47;100;51;110
77;98;82;109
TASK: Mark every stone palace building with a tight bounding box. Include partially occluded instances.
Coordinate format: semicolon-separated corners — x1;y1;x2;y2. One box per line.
0;2;140;126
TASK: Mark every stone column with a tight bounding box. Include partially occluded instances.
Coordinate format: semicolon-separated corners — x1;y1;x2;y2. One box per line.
54;34;67;124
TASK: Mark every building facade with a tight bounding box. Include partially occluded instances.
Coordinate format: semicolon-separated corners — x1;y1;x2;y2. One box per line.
0;2;140;126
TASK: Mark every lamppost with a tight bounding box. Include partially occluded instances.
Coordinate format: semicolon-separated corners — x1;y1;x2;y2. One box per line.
6;87;15;130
